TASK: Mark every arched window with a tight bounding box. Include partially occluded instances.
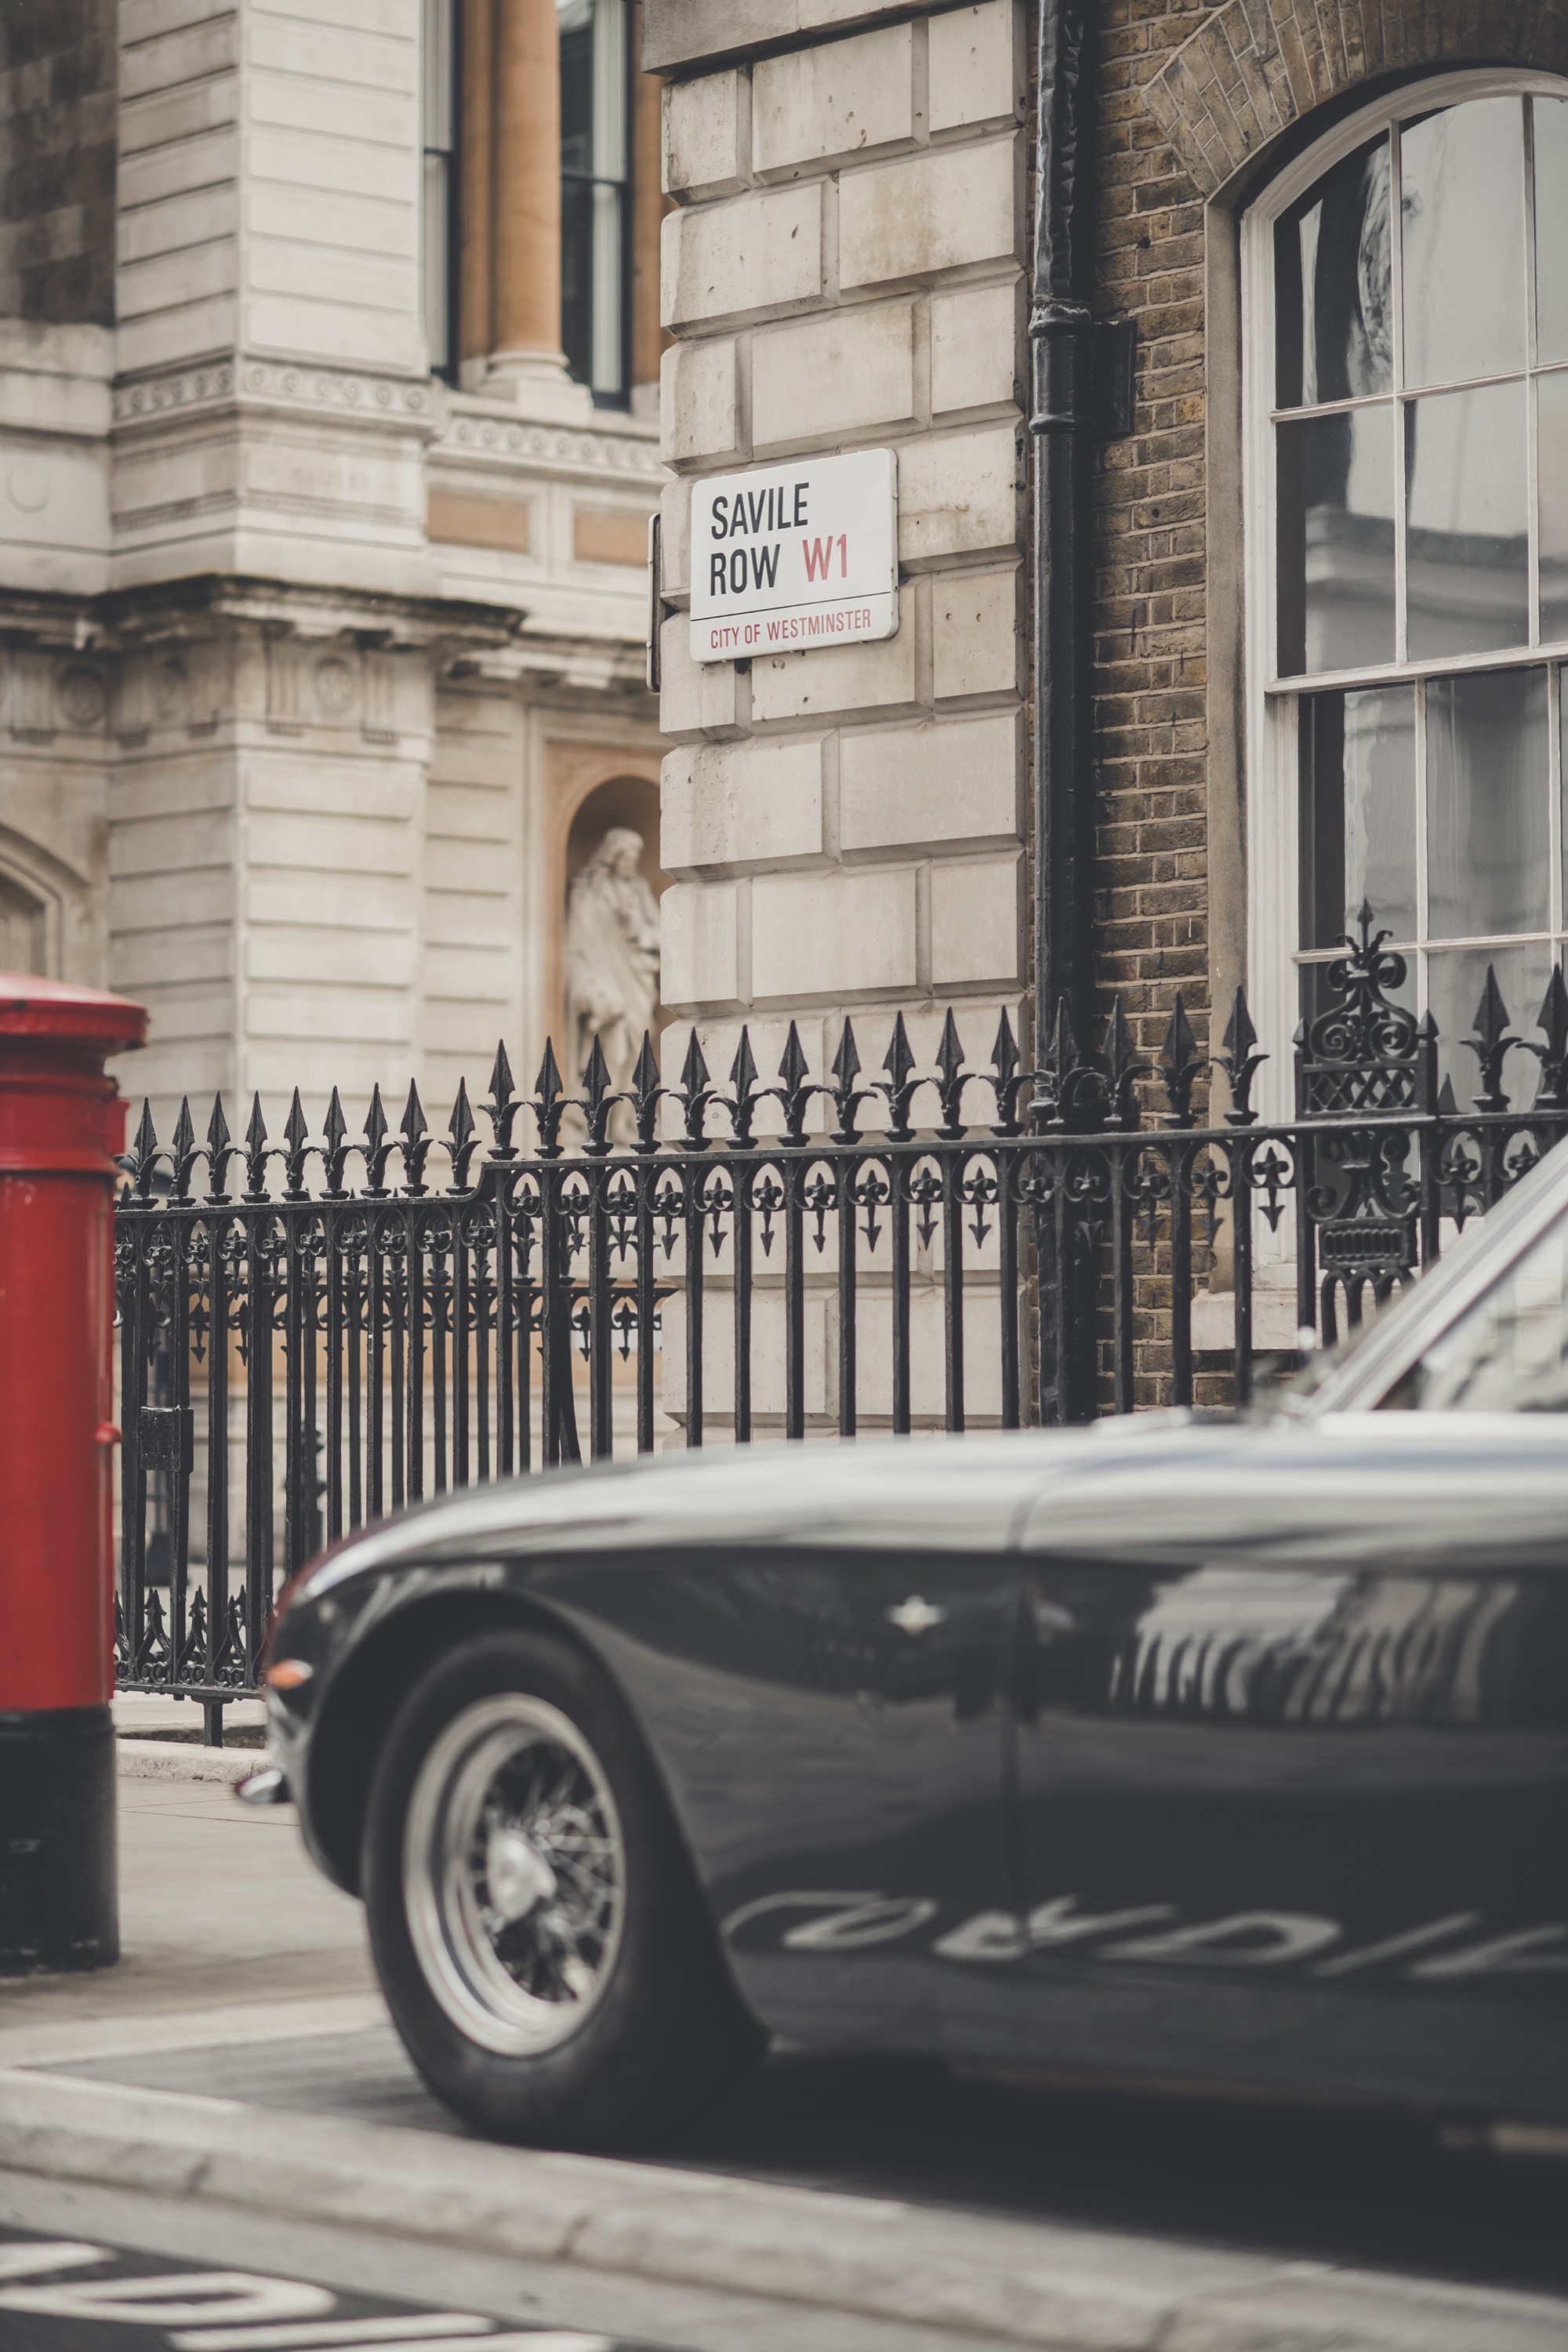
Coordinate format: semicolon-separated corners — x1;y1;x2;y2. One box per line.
1246;74;1568;1106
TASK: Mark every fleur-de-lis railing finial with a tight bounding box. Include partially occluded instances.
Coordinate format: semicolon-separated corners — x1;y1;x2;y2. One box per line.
935;1010;967;1139
830;1018;866;1144
775;1021;812;1145
485;1040;520;1159
533;1040;566;1158
362;1083;392;1192
1466;965;1517;1114
1217;986;1265;1126
632;1029;662;1151
580;1035;614;1156
881;1011;920;1139
322;1087;350;1195
679;1029;712;1149
205;1093;234;1200
282;1088;310;1200
727;1028;757;1145
447;1077;478;1188
1157;994;1202;1129
1528;966;1568;1109
243;1094;270;1200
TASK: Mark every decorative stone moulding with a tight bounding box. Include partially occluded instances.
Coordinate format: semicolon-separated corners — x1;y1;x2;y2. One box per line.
111;362;433;427
440;417;663;474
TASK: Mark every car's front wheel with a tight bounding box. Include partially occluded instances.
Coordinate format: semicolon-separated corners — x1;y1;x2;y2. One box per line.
361;1626;760;2147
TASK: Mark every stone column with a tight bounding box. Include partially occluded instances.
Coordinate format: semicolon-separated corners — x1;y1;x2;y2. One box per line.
483;0;580;413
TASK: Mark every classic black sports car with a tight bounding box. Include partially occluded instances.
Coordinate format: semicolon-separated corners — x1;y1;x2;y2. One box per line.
256;1139;1568;2149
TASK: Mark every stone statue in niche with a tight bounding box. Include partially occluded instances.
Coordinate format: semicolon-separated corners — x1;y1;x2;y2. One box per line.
564;826;660;1128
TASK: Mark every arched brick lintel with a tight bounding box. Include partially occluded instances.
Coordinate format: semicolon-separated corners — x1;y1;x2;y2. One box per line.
1146;0;1568;198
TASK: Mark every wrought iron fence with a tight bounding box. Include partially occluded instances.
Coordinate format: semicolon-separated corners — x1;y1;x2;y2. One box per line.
115;906;1568;1737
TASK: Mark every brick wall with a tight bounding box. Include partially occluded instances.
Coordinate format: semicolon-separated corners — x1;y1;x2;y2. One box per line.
1091;0;1216;1074
0;0;118;325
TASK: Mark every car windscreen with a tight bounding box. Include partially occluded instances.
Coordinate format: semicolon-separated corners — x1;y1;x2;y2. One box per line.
1378;1206;1568;1411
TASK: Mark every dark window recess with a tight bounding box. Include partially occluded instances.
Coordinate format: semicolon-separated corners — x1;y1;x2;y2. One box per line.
561;0;630;406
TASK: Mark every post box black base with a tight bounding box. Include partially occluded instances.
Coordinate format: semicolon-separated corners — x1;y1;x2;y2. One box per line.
0;1705;118;1974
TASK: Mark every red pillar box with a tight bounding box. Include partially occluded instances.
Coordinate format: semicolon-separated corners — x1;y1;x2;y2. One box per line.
0;975;147;1973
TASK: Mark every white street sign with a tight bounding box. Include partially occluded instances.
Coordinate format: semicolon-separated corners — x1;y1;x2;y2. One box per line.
688;448;898;664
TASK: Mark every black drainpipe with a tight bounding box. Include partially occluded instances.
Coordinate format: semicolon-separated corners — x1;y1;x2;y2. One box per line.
1029;0;1133;1095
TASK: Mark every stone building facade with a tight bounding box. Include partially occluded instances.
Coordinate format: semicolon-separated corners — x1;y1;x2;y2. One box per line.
649;0;1568;1371
0;0;668;1131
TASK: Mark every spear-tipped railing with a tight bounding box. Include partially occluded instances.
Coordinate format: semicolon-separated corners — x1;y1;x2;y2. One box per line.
114;909;1568;1735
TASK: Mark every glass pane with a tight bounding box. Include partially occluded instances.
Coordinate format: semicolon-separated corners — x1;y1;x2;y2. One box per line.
1401;1208;1568;1410
1276;407;1396;675
1540;370;1568;644
422;153;450;373
1405;379;1530;659
561;175;594;387
1401;98;1526;389
1534;98;1568;368
422;0;453;149
593;0;627;181
1425;942;1547;1113
560;5;593;176
1299;686;1417;947
1426;667;1550;939
1274;132;1392;407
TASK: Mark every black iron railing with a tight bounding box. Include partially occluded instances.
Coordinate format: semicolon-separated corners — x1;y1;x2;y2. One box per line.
114;908;1568;1735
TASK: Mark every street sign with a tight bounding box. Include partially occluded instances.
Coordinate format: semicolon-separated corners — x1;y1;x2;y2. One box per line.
689;448;898;663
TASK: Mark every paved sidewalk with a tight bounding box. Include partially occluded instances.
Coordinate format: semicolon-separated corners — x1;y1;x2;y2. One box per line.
2;1749;1566;2352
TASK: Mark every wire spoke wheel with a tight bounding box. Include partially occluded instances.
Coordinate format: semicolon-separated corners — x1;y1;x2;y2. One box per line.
402;1693;626;2056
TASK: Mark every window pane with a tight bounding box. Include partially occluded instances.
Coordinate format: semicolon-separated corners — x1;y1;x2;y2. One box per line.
1276;407;1396;675
422;153;450;374
561;5;592;175
1405;379;1530;659
1401;99;1526;390
1425;941;1546;1111
561;174;594;387
1426;667;1550;940
1299;686;1417;947
1534;97;1568;368
1539;370;1568;645
1274;132;1392;408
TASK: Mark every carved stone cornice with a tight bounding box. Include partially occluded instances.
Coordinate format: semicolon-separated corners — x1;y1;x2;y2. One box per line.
111;360;437;433
436;401;664;480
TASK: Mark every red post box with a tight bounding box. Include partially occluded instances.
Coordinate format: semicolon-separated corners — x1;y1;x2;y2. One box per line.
0;974;147;1973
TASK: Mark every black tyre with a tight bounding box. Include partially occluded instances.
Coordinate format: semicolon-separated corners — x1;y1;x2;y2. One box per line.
361;1627;762;2147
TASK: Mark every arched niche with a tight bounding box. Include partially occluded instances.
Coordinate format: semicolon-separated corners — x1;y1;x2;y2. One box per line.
543;743;666;1067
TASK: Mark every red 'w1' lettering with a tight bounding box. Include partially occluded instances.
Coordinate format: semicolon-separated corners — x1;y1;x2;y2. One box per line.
802;536;833;580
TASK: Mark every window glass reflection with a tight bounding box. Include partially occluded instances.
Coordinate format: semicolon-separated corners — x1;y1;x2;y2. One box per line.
1299;686;1417;948
1425;941;1546;1112
1539;370;1568;644
1405;380;1530;659
1401;99;1526;390
1534;98;1568;368
1275;134;1392;408
1277;407;1396;674
1427;668;1549;940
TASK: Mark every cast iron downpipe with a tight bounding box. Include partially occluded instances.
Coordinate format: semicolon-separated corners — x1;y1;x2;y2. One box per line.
1030;0;1099;1088
1029;0;1102;1423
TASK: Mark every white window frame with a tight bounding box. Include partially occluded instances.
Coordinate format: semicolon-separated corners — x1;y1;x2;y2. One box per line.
1242;66;1568;1125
